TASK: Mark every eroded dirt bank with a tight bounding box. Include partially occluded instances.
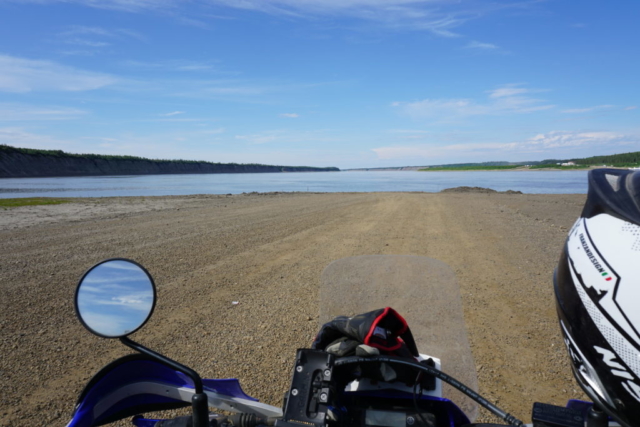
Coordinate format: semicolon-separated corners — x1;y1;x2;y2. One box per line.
0;192;586;425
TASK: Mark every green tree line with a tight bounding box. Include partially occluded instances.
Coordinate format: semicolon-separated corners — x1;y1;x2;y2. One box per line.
571;151;640;166
0;144;339;170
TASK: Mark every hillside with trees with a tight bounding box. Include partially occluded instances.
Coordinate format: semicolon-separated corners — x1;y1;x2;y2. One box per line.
419;151;640;171
0;145;339;178
566;151;640;167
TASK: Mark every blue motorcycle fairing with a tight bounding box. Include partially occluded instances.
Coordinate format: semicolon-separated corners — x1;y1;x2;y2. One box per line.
67;354;258;427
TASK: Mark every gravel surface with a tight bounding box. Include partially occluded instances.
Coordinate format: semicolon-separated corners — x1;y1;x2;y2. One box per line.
0;191;587;425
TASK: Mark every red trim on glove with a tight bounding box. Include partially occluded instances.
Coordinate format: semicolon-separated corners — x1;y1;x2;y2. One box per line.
363;307;409;352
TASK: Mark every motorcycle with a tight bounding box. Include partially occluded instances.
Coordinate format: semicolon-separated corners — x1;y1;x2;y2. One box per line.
66;255;613;427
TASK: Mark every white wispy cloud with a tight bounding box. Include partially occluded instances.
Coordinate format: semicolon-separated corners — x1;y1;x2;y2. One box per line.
389;129;431;134
516;130;635;150
372;130;640;161
393;84;554;121
279;113;299;118
56;25;145;52
561;105;614;114
202;128;226;135
235;133;279;144
209;0;471;36
166;80;275;97
465;41;499;50
0;54;117;92
113;28;147;41
0;103;87;121
13;0;505;36
11;0;541;38
625;106;637;111
234;129;338;145
93;128;226;148
168;79;335;100
61;26;114;37
388;129;431;139
16;0;176;13
372;142;509;160
176;64;214;71
0;127;72;149
202;86;267;96
122;59;219;72
0;57;328;101
160;111;185;116
486;85;540;98
0;124;230;157
66;39;111;47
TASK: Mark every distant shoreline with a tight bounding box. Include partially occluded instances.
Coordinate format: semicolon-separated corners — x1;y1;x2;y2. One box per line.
345;167;598;172
419;167;597;172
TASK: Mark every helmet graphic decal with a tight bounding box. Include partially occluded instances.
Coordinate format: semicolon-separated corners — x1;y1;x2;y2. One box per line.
560;319;613;405
567;217;640;403
568;217;640;348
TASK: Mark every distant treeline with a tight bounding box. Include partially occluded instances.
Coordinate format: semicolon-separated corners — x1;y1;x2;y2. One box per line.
537;151;640;167
420;151;640;171
526;151;640;167
0;145;340;178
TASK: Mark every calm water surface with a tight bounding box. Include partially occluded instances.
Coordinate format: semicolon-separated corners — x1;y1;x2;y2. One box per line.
0;170;589;198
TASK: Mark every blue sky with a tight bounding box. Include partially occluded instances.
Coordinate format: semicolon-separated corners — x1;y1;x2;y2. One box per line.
0;0;638;169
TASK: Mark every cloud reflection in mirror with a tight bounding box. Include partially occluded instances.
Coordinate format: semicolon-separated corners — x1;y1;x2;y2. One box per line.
76;260;155;338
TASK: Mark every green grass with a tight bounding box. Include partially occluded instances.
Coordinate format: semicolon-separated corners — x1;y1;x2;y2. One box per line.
0;198;71;208
419;165;521;171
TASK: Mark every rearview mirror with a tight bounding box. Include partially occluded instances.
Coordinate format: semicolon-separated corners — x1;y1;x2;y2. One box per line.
75;259;156;338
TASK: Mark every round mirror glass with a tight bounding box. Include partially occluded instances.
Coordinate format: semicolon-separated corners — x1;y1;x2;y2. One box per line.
75;259;156;338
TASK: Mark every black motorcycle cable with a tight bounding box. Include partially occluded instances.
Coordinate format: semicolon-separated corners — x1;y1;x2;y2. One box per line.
334;356;524;427
412;372;431;427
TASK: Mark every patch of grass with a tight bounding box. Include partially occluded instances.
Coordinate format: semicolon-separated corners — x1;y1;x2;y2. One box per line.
0;198;71;208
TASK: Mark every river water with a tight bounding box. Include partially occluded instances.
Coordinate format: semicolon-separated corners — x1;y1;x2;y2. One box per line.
0;170;589;198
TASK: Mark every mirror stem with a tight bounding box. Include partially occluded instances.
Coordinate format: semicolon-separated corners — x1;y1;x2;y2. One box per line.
119;336;204;394
192;392;210;427
120;337;209;427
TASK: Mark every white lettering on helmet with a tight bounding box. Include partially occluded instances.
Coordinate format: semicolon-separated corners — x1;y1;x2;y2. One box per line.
622;381;640;402
560;320;613;405
595;346;626;371
595;346;640;403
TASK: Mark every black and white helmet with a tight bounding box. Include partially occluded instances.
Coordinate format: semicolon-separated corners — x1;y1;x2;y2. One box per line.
555;168;640;427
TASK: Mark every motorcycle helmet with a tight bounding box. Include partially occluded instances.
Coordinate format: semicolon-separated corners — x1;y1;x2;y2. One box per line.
555;168;640;427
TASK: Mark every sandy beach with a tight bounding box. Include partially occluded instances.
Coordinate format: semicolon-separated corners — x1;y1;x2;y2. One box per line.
0;191;588;425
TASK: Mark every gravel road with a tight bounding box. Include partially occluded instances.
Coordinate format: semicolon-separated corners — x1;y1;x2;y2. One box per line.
0;191;586;425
